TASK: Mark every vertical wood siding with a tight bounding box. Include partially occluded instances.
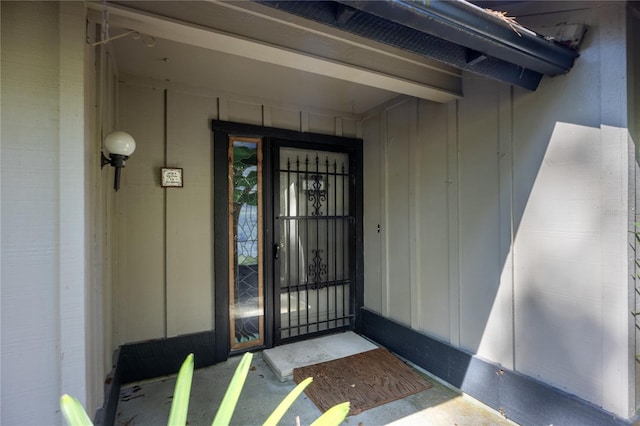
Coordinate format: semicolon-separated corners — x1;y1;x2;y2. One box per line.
362;4;635;418
118;85;167;344
116;81;358;349
165;90;216;337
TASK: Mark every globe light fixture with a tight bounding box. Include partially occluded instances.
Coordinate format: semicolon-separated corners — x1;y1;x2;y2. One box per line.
101;131;136;191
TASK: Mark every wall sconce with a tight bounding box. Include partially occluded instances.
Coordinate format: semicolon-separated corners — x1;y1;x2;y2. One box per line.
101;131;136;191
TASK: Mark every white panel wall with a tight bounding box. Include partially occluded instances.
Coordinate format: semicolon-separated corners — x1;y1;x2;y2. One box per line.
511;14;604;401
116;79;358;348
270;107;301;131
416;100;453;342
514;4;632;416
309;113;336;135
228;99;262;125
166;90;216;336
362;114;383;313
457;79;503;355
384;100;413;326
362;3;635;418
118;85;167;344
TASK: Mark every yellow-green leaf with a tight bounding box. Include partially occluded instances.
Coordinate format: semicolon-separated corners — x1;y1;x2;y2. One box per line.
263;377;313;426
212;352;253;426
310;402;350;426
168;353;195;426
60;394;93;426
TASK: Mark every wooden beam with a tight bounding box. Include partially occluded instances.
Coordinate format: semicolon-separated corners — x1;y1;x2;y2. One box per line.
87;3;461;103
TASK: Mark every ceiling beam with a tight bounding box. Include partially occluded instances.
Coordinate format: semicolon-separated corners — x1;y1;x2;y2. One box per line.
87;3;462;103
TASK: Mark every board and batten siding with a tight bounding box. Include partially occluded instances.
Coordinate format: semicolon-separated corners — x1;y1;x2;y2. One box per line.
362;3;635;418
115;79;358;346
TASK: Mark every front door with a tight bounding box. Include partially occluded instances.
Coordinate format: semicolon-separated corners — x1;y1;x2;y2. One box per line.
273;144;356;344
213;121;362;359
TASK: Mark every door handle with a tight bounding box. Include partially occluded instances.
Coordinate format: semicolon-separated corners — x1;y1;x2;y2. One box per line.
273;243;280;260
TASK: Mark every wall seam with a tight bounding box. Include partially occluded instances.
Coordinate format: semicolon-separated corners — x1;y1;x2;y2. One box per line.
163;89;169;338
510;85;516;372
410;98;420;329
381;109;389;317
447;100;461;347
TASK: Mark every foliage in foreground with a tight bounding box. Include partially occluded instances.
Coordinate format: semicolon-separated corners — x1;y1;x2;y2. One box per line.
60;352;349;426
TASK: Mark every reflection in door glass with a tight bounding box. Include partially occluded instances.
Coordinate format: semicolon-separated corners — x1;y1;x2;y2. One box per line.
229;137;263;349
278;148;351;340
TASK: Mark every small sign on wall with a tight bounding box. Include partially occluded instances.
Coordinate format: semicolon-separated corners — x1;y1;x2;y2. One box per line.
161;167;183;187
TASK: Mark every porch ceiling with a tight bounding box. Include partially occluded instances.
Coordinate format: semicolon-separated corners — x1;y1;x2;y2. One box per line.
90;0;577;114
90;0;463;114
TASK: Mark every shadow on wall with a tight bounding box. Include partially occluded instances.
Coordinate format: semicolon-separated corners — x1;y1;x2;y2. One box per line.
474;118;612;404
515;285;606;405
453;63;602;356
453;24;628;408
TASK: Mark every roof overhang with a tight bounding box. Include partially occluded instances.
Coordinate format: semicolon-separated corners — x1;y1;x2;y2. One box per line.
258;0;580;90
89;0;581;113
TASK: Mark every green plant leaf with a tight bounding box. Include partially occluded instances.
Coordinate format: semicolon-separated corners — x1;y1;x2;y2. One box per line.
263;377;313;426
310;402;350;426
60;394;94;426
168;353;195;426
212;352;253;426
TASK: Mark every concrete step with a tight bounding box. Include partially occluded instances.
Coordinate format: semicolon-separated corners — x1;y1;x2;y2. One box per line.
262;331;378;381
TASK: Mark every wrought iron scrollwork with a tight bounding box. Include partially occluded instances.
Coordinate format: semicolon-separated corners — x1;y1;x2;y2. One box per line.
306;174;327;216
308;249;328;289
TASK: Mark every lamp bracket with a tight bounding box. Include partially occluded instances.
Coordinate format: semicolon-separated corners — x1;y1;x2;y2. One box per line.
88;29;140;47
101;152;112;169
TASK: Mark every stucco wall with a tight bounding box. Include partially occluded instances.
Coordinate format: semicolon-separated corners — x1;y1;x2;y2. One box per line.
115;77;358;346
1;2;97;423
362;3;635;419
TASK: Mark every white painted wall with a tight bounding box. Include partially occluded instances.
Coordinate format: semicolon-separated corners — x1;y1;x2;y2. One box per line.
165;90;216;337
514;4;632;416
627;1;640;413
1;2;99;423
362;2;636;419
115;77;359;347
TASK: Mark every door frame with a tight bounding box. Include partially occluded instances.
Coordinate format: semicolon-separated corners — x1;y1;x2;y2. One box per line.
212;120;364;362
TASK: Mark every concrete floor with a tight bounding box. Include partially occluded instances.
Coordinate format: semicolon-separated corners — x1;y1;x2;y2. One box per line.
115;333;517;426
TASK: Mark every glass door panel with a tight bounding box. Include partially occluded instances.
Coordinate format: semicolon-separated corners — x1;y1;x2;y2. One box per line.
229;137;264;350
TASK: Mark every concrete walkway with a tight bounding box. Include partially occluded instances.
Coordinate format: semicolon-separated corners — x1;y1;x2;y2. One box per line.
115;333;517;425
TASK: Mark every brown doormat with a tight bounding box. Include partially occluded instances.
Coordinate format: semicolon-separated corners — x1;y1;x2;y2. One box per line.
293;347;431;416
